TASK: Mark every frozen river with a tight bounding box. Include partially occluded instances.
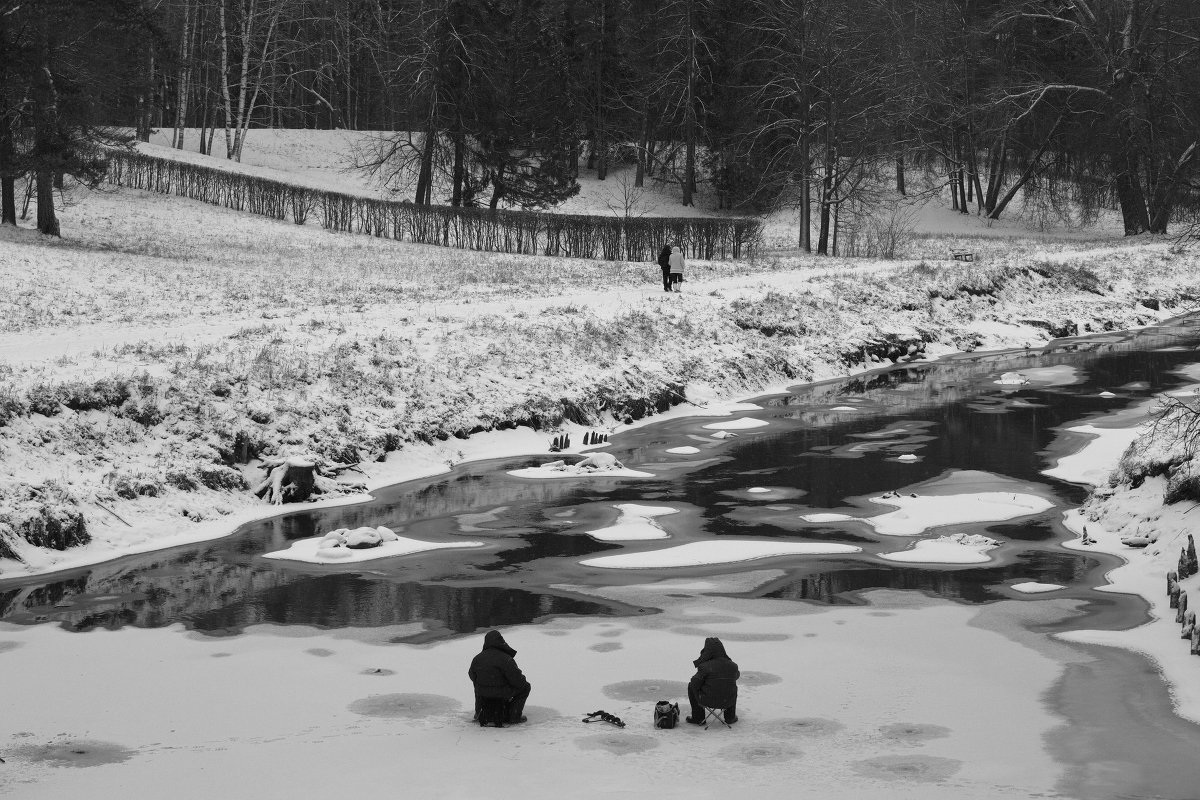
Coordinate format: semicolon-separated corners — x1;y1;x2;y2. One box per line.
3;315;1200;798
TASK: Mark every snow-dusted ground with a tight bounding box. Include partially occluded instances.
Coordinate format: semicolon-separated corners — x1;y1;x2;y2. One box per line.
2;130;1200;797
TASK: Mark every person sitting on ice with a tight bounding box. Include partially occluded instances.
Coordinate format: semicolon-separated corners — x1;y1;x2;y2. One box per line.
685;636;740;725
468;629;532;726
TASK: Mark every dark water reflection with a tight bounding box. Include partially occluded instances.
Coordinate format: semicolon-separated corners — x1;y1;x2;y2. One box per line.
2;315;1199;637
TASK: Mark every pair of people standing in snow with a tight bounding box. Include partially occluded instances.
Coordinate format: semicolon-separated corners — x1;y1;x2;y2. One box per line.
467;630;739;727
657;243;685;292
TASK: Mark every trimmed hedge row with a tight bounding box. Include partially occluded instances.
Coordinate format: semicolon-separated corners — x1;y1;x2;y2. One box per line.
105;149;761;261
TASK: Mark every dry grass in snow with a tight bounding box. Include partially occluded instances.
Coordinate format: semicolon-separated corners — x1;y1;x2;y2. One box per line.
0;130;1198;575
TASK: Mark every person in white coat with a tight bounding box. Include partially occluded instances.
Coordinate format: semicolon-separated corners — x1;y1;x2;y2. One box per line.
667;244;685;292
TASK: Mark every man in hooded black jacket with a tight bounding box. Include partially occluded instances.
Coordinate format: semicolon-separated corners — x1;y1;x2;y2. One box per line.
685;636;739;724
657;245;673;291
468;629;532;725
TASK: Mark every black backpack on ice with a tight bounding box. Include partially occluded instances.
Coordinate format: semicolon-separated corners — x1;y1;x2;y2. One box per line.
654;700;680;729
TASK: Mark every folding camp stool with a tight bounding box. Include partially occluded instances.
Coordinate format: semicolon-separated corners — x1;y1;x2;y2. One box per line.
476;697;508;728
702;707;732;730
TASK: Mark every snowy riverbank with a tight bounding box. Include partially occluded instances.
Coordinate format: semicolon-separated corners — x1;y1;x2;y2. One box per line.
3;135;1200;793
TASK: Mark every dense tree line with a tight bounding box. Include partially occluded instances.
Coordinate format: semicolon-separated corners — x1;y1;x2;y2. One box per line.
1;0;1197;243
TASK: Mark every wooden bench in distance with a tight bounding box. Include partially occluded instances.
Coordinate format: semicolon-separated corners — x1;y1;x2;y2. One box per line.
950;249;975;262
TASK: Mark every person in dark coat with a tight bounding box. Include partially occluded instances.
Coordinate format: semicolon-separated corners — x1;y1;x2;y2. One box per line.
685;636;739;724
468;629;531;724
657;245;673;292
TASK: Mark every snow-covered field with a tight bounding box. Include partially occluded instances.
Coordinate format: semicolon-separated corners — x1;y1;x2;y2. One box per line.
2;130;1200;798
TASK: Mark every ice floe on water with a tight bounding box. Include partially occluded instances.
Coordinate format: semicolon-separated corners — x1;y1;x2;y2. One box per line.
508;453;654;479
879;533;999;564
995;371;1030;385
863;491;1053;536
800;512;855;523
1011;582;1065;593
264;528;485;564
702;417;769;431
580;540;860;569
1010;364;1081;386
830;406;857;412
1042;424;1141;486
664;446;701;454
586;504;677;542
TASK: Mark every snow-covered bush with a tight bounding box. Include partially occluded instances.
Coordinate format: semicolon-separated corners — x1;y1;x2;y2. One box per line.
105;470;165;500
0;481;89;560
198;465;249;491
26;379;130;416
730;293;810;337
0;386;27;426
1163;465;1200;505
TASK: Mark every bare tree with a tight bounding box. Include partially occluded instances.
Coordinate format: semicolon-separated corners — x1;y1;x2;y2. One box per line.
216;0;294;161
992;0;1200;234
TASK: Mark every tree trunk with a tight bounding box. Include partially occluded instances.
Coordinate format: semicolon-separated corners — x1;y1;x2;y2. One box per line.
0;50;14;226
1113;146;1150;235
36;170;59;237
415;128;435;205
948;155;959;211
450;133;465;206
984;137;1007;215
172;0;196;150
135;34;155;143
966;131;985;214
896;154;905;196
218;0;235;159
32;22;61;236
817;137;834;256
831;199;839;256
955;131;968;213
988;121;1063;221
634;102;653;188
799;96;811;252
489;168;505;208
681;0;697;206
0;130;16;226
594;2;607;181
1146;142;1196;235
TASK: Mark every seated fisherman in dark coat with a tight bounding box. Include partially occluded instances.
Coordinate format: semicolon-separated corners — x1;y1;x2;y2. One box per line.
686;636;740;725
468;629;532;725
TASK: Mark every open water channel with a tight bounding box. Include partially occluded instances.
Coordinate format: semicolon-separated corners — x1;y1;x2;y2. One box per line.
4;315;1200;797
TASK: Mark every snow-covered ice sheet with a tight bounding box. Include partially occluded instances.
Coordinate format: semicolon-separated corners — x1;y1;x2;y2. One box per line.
879;534;999;564
586;504;677;542
580;540;860;569
701;417;769;431
508;465;654;479
1042;424;1142;486
1012;582;1065;593
863;492;1053;536
264;535;485;564
801;513;855;523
